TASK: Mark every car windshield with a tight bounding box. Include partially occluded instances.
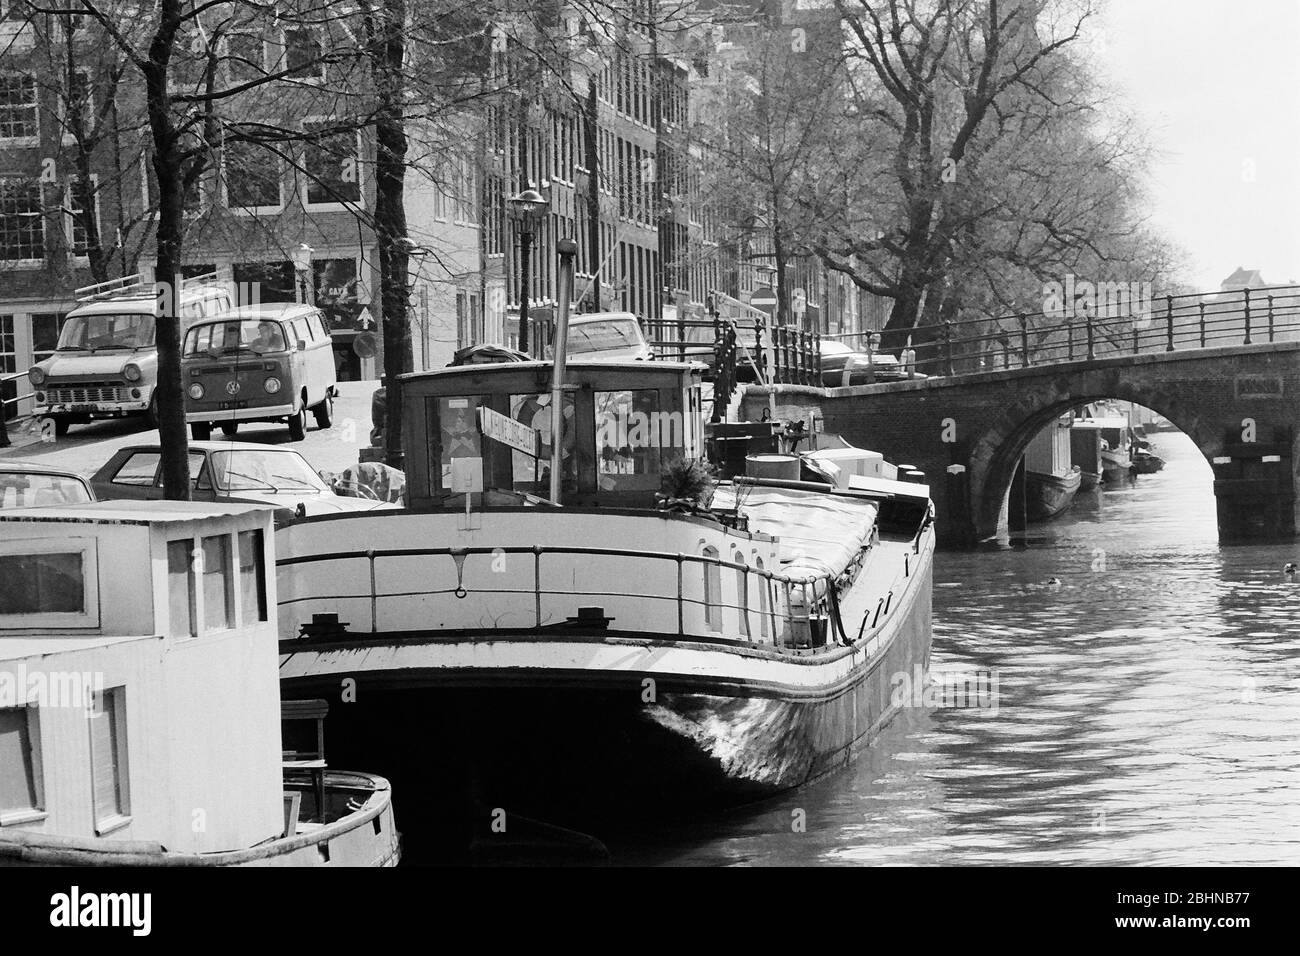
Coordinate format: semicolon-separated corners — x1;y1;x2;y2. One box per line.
210;449;328;494
569;319;642;353
184;319;287;356
57;312;155;351
0;471;93;509
819;341;854;358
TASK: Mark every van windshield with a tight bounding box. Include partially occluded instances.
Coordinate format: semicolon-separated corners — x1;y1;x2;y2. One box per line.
57;313;155;351
184;320;287;356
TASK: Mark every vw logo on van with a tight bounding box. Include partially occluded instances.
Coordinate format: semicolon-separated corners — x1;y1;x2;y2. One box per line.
225;381;240;395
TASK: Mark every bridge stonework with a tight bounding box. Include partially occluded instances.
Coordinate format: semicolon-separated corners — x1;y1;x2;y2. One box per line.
741;343;1300;547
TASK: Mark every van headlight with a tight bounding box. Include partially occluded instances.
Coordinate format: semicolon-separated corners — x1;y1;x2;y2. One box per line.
188;383;205;400
123;363;143;382
28;366;45;386
264;376;281;394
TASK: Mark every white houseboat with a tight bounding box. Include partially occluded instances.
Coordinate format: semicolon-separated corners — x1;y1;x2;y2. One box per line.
0;502;398;866
1025;412;1082;520
275;360;934;834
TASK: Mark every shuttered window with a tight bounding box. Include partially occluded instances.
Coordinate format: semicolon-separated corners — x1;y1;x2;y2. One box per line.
0;706;40;818
89;688;128;829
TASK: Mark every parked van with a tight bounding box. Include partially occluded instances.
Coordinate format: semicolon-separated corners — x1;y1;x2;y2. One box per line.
182;303;337;441
27;271;234;435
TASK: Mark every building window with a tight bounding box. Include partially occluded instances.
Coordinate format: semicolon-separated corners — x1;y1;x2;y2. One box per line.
89;687;130;833
0;74;37;141
284;27;325;80
237;529;267;624
66;175;100;256
304;122;360;205
0;178;44;262
201;534;234;631
168;539;197;638
0;706;43;825
224;139;282;210
225;30;265;83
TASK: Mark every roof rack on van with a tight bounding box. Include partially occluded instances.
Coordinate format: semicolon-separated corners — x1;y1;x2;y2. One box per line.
74;267;233;304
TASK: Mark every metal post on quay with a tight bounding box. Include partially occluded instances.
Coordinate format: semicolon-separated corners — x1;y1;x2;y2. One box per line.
549;237;579;505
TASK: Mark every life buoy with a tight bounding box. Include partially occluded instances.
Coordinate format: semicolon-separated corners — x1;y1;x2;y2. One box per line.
514;395;574;460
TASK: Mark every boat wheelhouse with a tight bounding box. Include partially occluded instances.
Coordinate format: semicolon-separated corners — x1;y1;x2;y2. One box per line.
275;360;935;838
0;502;398;867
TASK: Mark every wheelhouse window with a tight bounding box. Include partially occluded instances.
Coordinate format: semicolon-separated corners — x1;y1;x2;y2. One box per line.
89;687;129;834
167;539;197;638
238;529;267;624
0;706;43;825
509;393;576;493
201;535;234;631
594;389;677;492
433;396;484;487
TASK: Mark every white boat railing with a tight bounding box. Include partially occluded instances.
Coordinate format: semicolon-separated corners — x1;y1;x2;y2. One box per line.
278;529;931;653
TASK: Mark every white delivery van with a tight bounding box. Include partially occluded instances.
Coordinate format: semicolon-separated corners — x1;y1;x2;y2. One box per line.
26;271;234;435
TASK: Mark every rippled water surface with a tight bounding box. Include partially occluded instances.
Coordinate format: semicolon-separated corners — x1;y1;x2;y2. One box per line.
640;431;1300;865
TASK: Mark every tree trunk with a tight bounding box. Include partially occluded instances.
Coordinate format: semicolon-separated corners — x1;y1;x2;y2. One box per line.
144;3;189;500
374;0;411;468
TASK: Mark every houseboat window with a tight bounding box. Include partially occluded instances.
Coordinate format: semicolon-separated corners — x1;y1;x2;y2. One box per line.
594;389;677;491
201;535;234;631
735;555;751;640
756;556;770;640
702;545;722;632
0;552;83;615
238;529;267;623
167;540;197;638
0;706;42;822
509;392;576;493
434;396;484;487
89;687;130;832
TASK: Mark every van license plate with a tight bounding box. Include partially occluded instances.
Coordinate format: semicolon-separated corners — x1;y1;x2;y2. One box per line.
218;400;248;410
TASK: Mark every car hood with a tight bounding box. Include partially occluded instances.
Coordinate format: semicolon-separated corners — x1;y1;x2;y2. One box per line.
568;345;651;362
226;491;398;515
42;353;153;379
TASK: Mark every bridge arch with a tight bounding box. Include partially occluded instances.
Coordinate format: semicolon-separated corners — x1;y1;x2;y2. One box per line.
969;373;1222;538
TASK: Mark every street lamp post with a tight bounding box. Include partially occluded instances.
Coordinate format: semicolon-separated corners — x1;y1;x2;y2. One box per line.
508;188;548;355
291;242;315;305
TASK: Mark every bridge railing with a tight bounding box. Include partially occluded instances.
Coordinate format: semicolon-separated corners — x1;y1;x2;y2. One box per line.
899;285;1300;378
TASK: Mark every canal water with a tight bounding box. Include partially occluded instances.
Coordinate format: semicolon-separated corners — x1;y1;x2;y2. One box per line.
625;430;1300;865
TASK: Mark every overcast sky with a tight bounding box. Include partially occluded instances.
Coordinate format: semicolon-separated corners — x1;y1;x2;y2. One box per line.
1097;0;1300;290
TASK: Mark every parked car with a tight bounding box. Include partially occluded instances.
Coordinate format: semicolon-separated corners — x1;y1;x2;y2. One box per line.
818;340;912;385
0;461;95;509
181;303;338;442
562;312;655;362
27;272;233;435
90;442;397;520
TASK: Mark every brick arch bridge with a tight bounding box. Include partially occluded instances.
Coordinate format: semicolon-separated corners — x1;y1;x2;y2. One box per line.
741;342;1300;547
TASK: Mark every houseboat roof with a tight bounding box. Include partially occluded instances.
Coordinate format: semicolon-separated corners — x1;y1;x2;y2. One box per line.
0;500;273;527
